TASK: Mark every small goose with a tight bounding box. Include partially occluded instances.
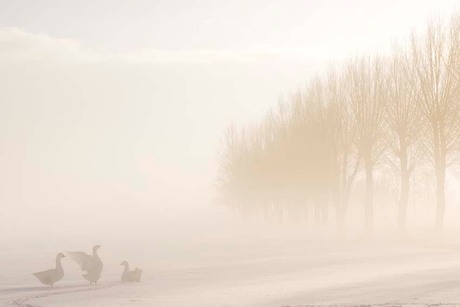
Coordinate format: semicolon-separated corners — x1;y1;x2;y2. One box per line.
120;261;142;282
132;267;143;282
33;253;65;287
67;245;103;285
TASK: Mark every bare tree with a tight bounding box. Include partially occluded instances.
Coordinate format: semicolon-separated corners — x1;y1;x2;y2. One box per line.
385;46;424;231
216;14;460;233
325;69;360;230
346;57;387;231
410;19;460;230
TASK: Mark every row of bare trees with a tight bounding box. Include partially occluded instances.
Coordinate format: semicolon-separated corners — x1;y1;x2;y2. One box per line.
217;16;460;232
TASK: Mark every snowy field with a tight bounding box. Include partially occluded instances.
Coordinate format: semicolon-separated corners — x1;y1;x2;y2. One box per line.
2;234;460;307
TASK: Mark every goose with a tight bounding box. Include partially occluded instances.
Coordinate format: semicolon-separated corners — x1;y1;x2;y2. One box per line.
133;267;142;282
120;260;138;282
67;245;103;285
33;253;65;287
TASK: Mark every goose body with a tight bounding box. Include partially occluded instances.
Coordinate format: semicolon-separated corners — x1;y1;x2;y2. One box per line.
133;267;142;282
33;253;65;287
120;261;142;282
67;245;103;285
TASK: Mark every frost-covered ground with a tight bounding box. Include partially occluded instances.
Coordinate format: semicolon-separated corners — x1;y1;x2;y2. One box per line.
1;235;460;307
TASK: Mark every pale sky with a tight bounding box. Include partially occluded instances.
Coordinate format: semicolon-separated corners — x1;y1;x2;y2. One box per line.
1;0;460;239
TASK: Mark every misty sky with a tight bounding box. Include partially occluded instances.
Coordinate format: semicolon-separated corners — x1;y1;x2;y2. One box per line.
1;0;460;238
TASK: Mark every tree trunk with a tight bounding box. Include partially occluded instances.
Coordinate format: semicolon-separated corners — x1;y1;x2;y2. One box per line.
398;149;410;232
433;123;446;231
398;171;410;231
303;204;309;223
315;202;321;226
337;153;348;231
435;166;446;230
337;209;345;231
364;159;374;231
337;189;350;230
321;196;329;225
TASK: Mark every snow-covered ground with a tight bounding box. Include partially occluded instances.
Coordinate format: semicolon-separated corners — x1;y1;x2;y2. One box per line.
2;234;460;307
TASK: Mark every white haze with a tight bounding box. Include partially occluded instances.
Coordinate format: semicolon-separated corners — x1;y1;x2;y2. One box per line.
2;1;460;306
1;0;459;239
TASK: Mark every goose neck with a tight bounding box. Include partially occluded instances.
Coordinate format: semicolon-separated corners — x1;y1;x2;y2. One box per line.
55;256;63;270
93;249;100;259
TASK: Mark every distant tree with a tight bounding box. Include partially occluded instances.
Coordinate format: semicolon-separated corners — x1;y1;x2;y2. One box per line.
345;57;387;231
385;47;424;231
410;19;460;230
216;14;460;233
325;69;361;230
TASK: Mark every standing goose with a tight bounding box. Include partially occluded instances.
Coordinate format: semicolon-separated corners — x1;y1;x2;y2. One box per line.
120;261;135;282
132;267;143;282
33;253;65;287
67;245;103;285
120;261;143;282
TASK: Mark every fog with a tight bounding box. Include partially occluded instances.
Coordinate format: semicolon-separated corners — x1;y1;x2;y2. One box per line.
3;1;460;306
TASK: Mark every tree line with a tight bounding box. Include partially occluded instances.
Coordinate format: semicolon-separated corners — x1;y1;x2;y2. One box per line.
216;16;460;232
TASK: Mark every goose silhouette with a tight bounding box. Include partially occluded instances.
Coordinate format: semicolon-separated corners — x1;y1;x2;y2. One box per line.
33;253;65;287
132;267;142;282
120;261;142;282
67;245;103;285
